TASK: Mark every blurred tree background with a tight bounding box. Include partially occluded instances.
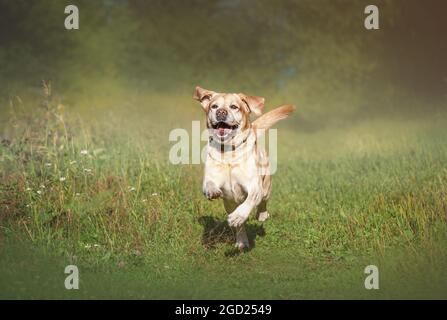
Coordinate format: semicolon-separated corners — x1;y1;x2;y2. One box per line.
0;0;445;124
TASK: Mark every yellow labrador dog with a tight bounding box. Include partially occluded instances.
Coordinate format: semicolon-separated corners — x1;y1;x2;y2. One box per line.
194;86;295;250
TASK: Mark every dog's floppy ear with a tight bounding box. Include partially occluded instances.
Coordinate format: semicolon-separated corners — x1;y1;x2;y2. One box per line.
239;94;265;116
193;86;216;111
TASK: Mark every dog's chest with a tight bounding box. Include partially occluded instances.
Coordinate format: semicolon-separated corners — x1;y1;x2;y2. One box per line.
215;164;249;203
205;138;259;203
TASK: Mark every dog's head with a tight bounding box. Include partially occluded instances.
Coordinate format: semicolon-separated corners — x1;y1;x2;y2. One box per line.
193;86;264;142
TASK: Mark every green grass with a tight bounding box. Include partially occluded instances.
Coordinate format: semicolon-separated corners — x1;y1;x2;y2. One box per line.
1;91;447;299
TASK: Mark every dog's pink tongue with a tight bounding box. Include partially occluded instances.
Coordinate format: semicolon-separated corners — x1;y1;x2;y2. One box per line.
218;128;226;136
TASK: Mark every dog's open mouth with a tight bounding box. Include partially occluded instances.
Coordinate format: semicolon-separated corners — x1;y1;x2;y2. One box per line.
211;122;238;137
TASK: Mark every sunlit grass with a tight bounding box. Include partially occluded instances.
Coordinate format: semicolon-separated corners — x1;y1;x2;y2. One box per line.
1;88;447;299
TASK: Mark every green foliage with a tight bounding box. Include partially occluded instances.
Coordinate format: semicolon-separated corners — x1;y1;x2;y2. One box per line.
0;0;409;121
0;87;446;299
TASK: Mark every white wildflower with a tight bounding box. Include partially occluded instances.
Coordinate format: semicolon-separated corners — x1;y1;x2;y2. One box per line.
151;193;158;196
45;163;52;167
26;187;32;191
128;187;136;192
84;168;92;173
59;177;66;182
80;150;88;155
37;190;42;195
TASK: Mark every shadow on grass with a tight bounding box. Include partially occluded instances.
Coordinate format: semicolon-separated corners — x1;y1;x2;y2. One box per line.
198;216;266;256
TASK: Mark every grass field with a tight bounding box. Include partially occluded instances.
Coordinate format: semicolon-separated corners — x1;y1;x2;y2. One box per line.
1;89;447;299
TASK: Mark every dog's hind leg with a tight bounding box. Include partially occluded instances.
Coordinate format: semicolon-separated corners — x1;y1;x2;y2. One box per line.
256;200;270;222
235;224;249;251
225;200;249;250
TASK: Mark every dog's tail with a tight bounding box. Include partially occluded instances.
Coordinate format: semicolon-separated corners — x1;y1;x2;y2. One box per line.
252;104;295;132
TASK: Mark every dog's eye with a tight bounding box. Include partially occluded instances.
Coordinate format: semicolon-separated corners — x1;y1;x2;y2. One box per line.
230;105;238;110
211;104;218;109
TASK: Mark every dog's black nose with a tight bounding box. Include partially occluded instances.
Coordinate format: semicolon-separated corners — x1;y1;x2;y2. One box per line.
216;108;228;121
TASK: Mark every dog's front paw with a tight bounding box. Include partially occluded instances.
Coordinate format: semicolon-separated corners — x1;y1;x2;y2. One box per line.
257;211;270;222
227;211;249;227
235;239;250;251
235;232;250;251
203;181;222;201
205;188;222;200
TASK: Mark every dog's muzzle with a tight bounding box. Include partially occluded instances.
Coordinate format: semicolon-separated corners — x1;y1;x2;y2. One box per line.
216;108;228;122
211;121;238;138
